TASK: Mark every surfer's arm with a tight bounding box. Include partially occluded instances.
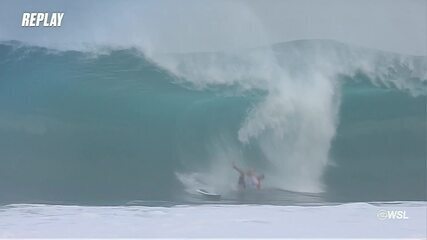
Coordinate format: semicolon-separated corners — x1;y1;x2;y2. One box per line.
233;164;244;175
256;177;262;189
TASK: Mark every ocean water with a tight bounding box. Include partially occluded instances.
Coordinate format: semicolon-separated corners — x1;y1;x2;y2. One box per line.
0;40;426;206
0;38;426;238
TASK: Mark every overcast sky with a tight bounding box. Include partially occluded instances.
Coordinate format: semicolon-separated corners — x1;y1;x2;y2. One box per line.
0;0;425;55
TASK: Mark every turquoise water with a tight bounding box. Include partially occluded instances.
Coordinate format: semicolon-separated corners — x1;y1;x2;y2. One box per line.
0;40;425;205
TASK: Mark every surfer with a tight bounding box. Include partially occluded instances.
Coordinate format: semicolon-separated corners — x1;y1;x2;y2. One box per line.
232;163;265;190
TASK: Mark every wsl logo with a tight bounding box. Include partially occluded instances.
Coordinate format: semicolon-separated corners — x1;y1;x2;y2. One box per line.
21;13;64;27
377;210;409;220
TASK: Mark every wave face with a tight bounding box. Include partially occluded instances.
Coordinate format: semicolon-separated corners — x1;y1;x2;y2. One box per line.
0;40;425;204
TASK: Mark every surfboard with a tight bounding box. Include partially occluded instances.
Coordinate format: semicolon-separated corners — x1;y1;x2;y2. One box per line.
196;188;221;201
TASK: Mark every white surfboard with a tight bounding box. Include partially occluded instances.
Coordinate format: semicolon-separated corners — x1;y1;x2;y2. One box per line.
197;188;221;200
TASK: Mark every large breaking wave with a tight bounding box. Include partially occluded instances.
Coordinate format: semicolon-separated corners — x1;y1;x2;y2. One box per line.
0;39;425;204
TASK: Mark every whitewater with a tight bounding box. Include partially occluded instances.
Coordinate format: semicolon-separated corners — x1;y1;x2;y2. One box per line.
0;202;425;238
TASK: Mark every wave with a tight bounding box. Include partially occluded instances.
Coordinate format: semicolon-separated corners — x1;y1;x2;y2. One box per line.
0;39;425;204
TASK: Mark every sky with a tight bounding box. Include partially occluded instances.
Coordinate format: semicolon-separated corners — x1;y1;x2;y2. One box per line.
0;0;425;55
